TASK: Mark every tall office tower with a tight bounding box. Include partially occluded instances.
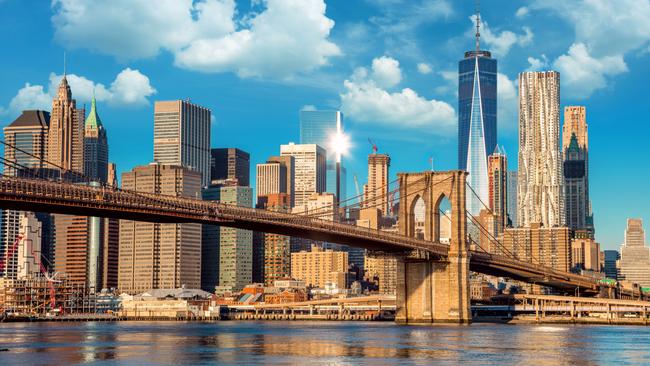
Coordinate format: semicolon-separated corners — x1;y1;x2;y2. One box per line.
256;156;295;207
506;171;518;227
618;218;650;287
458;11;497;216
83;97;109;183
201;184;221;292
291;245;348;288
47;75;84;173
218;185;253;292
102;218;120;289
54;215;91;285
118;164;202;294
210;148;250;186
153;100;211;186
280;143;326;208
563;106;592;234
1;111;50;277
299;109;346;201
364;153;391;216
603;250;620;279
517;71;564;228
487;147;507;233
262;194;292;286
563;106;588;151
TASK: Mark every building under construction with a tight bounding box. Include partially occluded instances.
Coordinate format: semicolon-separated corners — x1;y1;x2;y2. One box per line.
0;275;99;317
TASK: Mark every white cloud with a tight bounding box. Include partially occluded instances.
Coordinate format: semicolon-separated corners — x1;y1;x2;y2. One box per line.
417;63;432;74
553;43;627;98
497;73;517;129
340;57;455;133
526;55;548;71
301;104;317;111
2;68;156;117
531;0;650;57
52;0;340;79
515;7;529;18
469;16;533;58
371;56;402;88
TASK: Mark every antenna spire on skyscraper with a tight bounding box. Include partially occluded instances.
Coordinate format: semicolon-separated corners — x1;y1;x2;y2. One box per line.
63;51;67;77
475;0;481;53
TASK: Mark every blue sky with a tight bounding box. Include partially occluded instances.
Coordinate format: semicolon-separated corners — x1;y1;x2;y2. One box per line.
0;0;649;249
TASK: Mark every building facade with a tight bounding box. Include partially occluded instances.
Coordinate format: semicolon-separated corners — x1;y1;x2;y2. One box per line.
299;109;346;201
118;164;202;294
365;153;391;216
83;97;108;183
261;194;291;286
47;75;84;173
280;143;326;208
571;238;600;272
487;147;507;233
502;223;571;272
618;218;650;288
506;170;518;227
153;100;211;186
603;250;620;280
517;71;564;228
218;185;253;292
210;148;250;186
563;106;592;235
1;110;50;277
291;245;348;288
458;41;497;216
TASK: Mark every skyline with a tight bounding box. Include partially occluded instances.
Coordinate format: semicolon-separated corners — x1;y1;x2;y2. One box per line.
1;0;649;248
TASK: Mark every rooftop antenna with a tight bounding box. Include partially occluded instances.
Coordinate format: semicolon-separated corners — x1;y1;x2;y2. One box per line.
475;0;481;53
63;51;67;76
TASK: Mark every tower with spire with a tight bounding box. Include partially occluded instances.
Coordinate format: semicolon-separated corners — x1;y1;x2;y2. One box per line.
47;59;85;174
457;0;497;216
84;94;109;182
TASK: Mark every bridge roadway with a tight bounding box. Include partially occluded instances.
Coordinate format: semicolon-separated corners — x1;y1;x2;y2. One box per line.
0;176;599;292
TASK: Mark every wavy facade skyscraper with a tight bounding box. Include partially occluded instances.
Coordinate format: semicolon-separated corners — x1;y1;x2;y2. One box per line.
517;71;564;228
458;11;497;216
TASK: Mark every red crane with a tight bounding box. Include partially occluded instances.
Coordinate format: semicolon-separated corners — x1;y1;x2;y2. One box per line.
368;138;378;154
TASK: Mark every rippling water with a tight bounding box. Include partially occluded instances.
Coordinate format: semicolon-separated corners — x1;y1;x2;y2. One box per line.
0;321;649;365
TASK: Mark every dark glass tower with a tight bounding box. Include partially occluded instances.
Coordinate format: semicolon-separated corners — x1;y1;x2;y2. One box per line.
458;12;497;215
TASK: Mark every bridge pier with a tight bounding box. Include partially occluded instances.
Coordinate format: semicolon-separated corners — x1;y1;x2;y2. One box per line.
396;171;471;324
396;254;470;324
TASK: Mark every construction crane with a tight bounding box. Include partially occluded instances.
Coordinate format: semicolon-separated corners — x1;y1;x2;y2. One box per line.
353;174;363;206
368;138;378;154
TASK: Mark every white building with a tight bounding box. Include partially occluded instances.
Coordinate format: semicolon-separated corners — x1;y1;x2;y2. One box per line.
517;71;564;228
280;143;326;208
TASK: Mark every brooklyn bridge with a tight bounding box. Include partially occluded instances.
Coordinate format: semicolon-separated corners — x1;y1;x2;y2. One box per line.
0;165;629;324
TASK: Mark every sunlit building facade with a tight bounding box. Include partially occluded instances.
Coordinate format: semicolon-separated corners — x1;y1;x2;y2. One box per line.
517;71;564;228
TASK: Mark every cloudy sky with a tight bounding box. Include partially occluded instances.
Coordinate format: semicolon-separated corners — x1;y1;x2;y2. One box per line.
1;0;649;248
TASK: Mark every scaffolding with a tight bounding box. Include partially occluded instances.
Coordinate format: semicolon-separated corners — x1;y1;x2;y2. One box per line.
0;275;97;317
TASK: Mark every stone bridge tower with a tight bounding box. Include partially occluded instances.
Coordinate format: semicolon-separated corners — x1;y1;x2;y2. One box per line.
396;170;471;324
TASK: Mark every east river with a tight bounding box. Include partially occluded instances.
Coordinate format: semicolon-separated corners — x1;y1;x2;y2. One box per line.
1;321;649;365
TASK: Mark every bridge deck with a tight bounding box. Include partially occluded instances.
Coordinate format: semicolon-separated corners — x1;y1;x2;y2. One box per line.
0;176;601;292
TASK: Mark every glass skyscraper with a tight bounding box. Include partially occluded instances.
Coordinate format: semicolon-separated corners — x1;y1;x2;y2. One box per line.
458;37;497;215
299;110;346;201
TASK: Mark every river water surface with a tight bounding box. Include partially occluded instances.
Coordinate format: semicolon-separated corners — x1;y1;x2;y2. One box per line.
0;321;649;365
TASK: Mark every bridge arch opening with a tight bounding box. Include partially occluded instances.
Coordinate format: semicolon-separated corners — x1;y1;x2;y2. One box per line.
433;194;451;244
412;195;426;239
